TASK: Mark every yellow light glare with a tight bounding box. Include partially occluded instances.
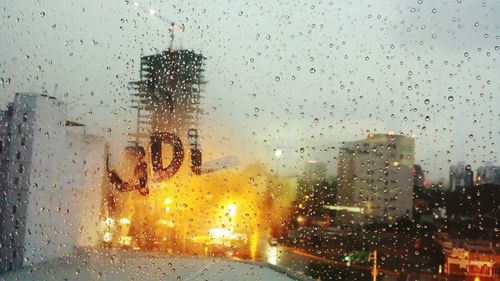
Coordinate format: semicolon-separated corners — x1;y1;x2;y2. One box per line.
392;161;399;167
119;218;131;225
165;198;172;204
103;232;112;242
160;219;174;227
250;231;258;260
297;216;305;224
119;236;132;245
267;246;278;265
227;204;237;218
209;228;232;239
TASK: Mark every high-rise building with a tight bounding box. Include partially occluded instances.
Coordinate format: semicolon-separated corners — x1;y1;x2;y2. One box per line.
449;162;474;191
129;49;205;143
476;162;500;185
0;93;105;272
304;161;327;182
413;164;425;188
298;161;327;198
336;132;415;224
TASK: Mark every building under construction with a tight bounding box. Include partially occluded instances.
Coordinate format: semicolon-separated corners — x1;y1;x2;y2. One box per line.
129;49;206;142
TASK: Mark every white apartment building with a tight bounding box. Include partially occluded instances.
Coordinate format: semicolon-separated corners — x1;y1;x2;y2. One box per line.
336;133;415;224
0;93;106;272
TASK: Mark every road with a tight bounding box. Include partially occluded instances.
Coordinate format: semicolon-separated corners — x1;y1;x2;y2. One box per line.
256;243;471;281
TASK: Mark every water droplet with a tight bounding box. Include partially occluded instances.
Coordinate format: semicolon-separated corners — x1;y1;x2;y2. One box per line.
425;116;430;121
424;99;430;105
448;96;454;102
275;76;280;82
310;68;316;73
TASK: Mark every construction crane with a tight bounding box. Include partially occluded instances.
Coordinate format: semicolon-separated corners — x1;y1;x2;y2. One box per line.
132;1;185;50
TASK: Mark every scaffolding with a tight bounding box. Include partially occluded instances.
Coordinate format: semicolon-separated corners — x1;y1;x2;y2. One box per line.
129;49;206;143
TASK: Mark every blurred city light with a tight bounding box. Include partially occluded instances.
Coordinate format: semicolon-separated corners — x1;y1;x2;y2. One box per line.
227;203;237;218
103;232;112;242
274;149;283;158
119;218;131;225
104;217;114;227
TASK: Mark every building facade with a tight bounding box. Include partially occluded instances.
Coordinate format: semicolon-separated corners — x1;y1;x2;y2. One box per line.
476;162;500;185
0;93;105;272
449;162;475;191
337;133;415;224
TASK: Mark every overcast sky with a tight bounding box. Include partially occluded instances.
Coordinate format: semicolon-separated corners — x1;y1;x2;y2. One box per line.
1;0;499;180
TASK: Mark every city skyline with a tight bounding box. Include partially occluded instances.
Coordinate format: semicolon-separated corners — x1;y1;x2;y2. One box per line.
1;0;498;181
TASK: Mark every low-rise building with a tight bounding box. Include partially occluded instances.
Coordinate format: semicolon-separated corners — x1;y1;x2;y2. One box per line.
437;233;500;279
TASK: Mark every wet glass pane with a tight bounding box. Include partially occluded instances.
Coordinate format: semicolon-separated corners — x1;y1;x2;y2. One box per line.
0;0;498;280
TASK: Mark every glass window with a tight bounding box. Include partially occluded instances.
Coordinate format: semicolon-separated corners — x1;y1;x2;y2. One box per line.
0;1;498;280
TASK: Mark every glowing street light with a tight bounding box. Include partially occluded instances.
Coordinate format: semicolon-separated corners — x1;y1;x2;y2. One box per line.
274;149;283;158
